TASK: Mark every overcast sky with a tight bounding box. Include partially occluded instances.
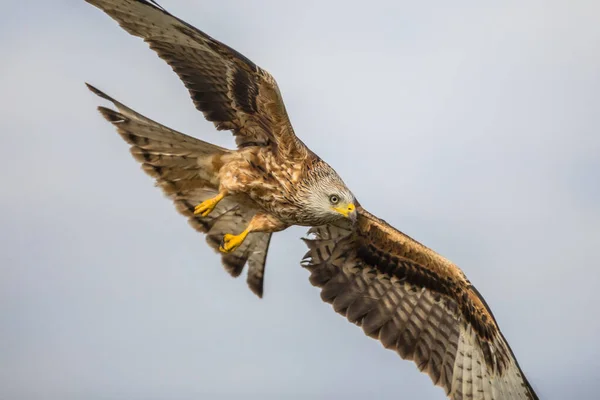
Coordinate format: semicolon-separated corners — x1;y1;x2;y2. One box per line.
1;1;599;399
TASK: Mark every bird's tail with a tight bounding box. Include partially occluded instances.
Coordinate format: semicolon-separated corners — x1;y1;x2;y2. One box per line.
86;83;227;185
87;83;272;297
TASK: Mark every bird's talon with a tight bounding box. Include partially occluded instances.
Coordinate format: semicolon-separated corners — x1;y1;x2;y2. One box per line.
194;199;217;216
219;232;246;253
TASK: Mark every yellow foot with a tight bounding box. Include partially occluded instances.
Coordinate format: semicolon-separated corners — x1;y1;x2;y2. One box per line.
219;231;249;253
194;193;225;217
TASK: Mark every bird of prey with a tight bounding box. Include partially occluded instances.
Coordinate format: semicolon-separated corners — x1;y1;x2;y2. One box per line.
84;1;539;399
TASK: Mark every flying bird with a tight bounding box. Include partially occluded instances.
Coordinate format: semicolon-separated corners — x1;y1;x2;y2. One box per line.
84;1;539;399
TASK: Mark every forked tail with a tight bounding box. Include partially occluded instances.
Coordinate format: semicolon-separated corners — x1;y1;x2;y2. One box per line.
87;83;272;297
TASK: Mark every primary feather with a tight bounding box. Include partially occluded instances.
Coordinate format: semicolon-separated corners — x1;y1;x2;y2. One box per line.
87;83;272;296
302;209;539;399
84;1;539;398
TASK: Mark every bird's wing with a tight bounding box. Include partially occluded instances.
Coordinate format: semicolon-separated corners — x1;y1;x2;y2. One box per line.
86;0;303;155
88;83;271;297
302;207;538;400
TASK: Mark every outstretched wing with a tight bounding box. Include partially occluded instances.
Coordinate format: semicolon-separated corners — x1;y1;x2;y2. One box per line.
86;0;303;155
88;83;271;297
302;208;538;400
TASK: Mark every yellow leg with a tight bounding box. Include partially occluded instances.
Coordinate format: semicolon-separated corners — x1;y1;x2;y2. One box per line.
219;229;250;253
194;191;226;217
218;213;287;254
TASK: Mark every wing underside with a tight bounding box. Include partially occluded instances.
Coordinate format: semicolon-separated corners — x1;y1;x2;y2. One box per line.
301;210;538;400
85;0;300;153
88;83;271;297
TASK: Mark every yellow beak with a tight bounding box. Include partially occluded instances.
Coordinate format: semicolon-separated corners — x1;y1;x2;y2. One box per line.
333;203;356;219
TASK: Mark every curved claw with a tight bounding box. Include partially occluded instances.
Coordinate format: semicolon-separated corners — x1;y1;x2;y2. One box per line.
194;199;217;217
219;231;248;253
194;192;226;217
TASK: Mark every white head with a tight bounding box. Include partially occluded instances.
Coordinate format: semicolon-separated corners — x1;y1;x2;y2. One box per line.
299;162;357;225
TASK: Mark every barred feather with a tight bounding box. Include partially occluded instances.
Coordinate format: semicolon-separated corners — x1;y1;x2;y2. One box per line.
85;0;304;157
88;84;272;297
84;2;539;396
301;210;538;400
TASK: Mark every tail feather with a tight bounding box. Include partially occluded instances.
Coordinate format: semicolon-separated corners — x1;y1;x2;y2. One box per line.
96;106;219;154
246;233;271;297
130;148;196;167
88;83;272;297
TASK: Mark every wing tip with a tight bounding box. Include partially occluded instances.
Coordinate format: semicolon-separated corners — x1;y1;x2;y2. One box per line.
247;280;264;298
86;82;125;112
135;0;168;13
96;106;126;124
85;82;110;99
86;0;168;13
221;253;246;278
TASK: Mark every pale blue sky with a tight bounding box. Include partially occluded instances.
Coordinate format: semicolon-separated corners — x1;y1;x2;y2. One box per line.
1;1;599;399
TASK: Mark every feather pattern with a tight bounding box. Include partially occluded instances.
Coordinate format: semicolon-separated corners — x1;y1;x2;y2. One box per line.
84;2;539;396
87;84;272;296
85;0;303;156
301;209;539;400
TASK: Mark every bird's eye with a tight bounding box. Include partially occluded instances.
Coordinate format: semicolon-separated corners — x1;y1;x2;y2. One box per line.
329;195;340;204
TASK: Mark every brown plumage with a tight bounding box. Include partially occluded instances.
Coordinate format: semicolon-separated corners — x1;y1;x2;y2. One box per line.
85;0;356;295
84;1;538;398
303;211;539;399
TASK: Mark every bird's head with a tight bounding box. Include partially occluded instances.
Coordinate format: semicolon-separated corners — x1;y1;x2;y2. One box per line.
300;162;357;225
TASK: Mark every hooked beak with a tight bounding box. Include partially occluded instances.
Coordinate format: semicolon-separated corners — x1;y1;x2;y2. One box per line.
333;203;357;223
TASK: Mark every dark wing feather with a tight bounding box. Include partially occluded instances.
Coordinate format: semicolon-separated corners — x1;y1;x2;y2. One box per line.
302;208;538;400
88;83;271;297
86;0;303;155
